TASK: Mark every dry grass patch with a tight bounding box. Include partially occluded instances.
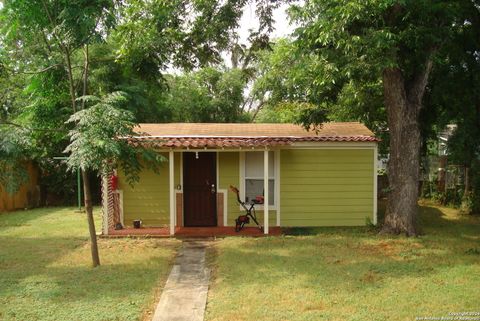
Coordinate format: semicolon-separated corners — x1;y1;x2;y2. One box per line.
206;201;480;321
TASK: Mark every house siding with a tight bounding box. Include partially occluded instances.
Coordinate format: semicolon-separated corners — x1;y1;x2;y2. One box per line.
218;152;240;226
116;148;374;228
117;152;181;227
280;148;374;226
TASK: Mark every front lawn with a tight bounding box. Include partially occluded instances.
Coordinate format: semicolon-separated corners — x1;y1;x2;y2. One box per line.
0;207;179;321
206;200;480;321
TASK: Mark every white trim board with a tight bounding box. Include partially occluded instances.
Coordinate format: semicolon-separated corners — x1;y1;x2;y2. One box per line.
263;150;269;234
131;134;346;139
169;151;175;235
217;189;228;227
239;151;245;208
288;142;377;148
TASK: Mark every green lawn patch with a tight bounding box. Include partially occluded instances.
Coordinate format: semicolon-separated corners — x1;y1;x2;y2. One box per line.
206;200;480;321
0;207;179;321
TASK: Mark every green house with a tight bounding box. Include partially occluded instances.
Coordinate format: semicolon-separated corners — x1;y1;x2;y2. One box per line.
101;122;378;235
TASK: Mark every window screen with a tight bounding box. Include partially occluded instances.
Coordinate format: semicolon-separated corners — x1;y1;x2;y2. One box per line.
244;151;275;205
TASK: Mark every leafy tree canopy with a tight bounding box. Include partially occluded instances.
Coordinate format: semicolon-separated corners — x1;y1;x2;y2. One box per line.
165;67;251;123
251;38;388;152
64;92;164;186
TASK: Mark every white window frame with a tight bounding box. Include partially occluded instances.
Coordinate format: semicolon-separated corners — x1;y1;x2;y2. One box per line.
239;151;278;211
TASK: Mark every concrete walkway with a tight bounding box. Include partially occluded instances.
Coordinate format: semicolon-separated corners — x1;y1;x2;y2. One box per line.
152;240;211;321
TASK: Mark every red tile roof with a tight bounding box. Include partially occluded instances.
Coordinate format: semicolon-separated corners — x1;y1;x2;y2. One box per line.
126;122;378;148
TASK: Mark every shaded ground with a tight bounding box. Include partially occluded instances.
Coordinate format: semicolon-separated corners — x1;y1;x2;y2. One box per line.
0;207;179;321
205;200;480;321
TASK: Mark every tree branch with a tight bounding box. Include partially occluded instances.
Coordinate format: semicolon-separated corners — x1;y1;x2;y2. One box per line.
0;121;67;132
16;63;63;74
0;121;24;129
251;100;265;121
407;48;437;109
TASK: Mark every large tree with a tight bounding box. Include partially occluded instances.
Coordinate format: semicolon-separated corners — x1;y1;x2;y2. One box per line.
1;0;118;266
288;0;479;235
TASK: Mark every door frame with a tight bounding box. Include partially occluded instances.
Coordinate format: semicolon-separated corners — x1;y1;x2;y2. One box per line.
182;151;218;227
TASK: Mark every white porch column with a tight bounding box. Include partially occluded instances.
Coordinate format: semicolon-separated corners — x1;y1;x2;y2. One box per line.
264;149;269;234
169;151;175;236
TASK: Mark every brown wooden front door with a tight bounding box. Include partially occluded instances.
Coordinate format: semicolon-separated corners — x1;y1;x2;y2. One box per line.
183;152;217;227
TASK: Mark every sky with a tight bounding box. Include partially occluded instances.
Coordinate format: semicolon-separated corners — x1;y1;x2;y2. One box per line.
237;2;296;44
218;2;297;68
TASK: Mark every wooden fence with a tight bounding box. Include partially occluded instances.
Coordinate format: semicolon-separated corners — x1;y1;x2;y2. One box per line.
0;162;40;212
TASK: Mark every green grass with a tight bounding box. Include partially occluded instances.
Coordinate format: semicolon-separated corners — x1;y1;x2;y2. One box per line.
0;207;179;321
206;200;480;321
2;203;479;321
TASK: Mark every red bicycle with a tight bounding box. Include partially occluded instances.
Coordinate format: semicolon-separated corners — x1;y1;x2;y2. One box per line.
229;185;263;232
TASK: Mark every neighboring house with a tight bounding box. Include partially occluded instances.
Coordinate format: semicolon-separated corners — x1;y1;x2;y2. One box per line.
428;124;460;192
102;122;379;235
438;124;457;156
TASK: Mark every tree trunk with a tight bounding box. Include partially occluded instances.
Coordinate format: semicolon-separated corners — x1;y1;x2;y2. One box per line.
80;44;100;267
82;170;100;267
381;68;422;236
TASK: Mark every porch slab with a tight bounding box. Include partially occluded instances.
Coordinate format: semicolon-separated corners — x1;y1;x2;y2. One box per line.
105;226;283;238
175;226;282;237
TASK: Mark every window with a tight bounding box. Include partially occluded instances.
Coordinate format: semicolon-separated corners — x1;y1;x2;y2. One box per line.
244;151;275;206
